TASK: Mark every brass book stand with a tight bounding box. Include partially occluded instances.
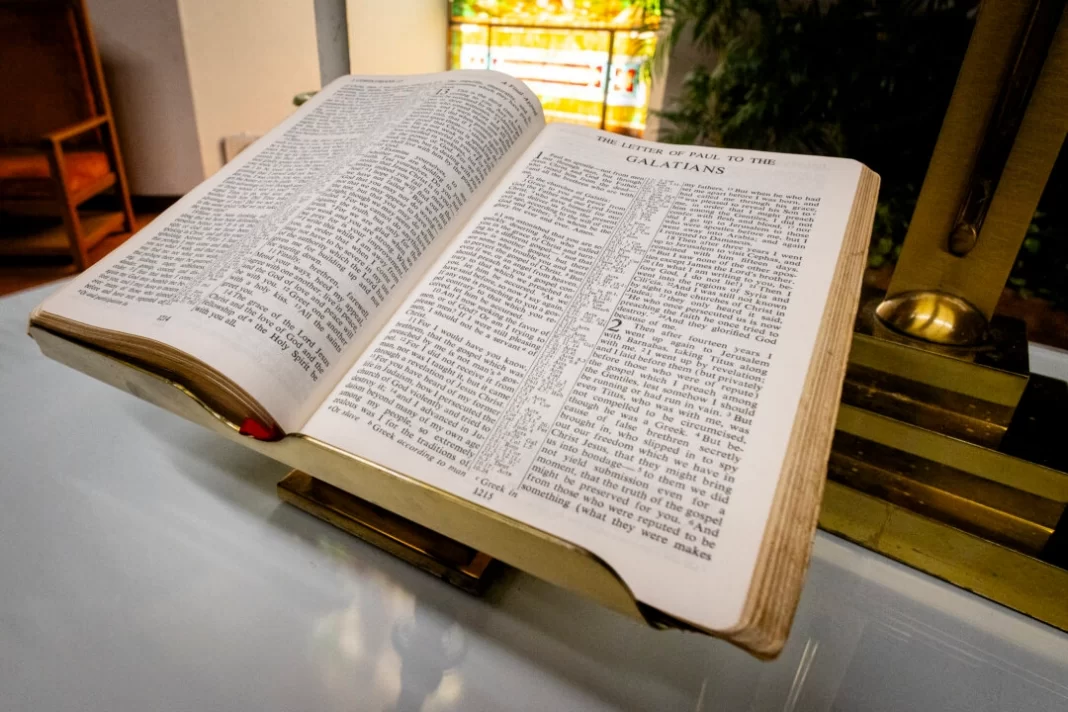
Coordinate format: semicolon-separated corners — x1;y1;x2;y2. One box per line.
28;0;1068;641
819;0;1068;631
277;471;496;595
276;0;1068;632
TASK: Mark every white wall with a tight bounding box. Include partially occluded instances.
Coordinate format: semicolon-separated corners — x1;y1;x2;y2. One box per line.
176;0;321;177
346;0;447;75
88;0;322;192
87;0;204;195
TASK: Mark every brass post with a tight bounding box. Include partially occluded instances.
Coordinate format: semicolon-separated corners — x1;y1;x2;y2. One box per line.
879;0;1068;345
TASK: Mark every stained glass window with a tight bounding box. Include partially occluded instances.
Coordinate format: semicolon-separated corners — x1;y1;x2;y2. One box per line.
449;1;660;137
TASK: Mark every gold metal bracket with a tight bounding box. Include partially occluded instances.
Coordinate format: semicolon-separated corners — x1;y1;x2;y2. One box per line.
825;285;1068;631
849;289;1030;445
819;481;1068;632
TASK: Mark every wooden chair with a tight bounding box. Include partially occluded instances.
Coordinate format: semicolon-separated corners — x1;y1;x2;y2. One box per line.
0;0;135;270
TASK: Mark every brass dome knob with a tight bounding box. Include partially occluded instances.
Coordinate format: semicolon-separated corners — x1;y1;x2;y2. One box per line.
875;290;988;347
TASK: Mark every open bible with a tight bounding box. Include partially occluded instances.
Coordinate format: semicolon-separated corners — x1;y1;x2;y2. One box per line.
31;71;878;657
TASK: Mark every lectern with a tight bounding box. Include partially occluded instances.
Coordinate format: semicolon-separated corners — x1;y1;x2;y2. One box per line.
281;0;1068;631
27;0;1068;645
820;0;1068;630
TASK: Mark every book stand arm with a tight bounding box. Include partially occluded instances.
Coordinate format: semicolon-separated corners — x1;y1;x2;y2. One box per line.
278;470;497;594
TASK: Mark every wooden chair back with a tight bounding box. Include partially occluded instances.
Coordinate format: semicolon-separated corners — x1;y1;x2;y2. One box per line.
0;0;134;271
0;0;102;146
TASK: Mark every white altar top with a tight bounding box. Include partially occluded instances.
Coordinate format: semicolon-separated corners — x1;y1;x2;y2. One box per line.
2;283;1066;711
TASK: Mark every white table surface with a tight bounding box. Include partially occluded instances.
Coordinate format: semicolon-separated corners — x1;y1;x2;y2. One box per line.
2;283;1067;712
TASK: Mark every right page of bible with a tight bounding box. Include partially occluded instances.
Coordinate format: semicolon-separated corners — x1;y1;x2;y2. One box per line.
303;123;863;631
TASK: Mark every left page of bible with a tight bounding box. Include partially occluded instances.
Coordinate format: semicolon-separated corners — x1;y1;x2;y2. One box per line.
35;71;544;432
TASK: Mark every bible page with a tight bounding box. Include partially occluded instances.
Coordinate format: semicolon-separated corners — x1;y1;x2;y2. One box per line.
303;123;863;631
37;71;544;431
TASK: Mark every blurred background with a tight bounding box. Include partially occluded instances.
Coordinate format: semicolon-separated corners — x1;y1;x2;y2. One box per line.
0;0;1063;349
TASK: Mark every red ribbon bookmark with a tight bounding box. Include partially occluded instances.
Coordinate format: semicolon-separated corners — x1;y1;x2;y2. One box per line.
239;418;283;441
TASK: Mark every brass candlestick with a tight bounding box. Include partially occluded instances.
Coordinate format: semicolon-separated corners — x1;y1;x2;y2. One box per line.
822;0;1068;631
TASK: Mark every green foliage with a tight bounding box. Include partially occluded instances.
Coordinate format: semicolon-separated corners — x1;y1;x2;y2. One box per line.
1009;176;1068;308
656;0;975;266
